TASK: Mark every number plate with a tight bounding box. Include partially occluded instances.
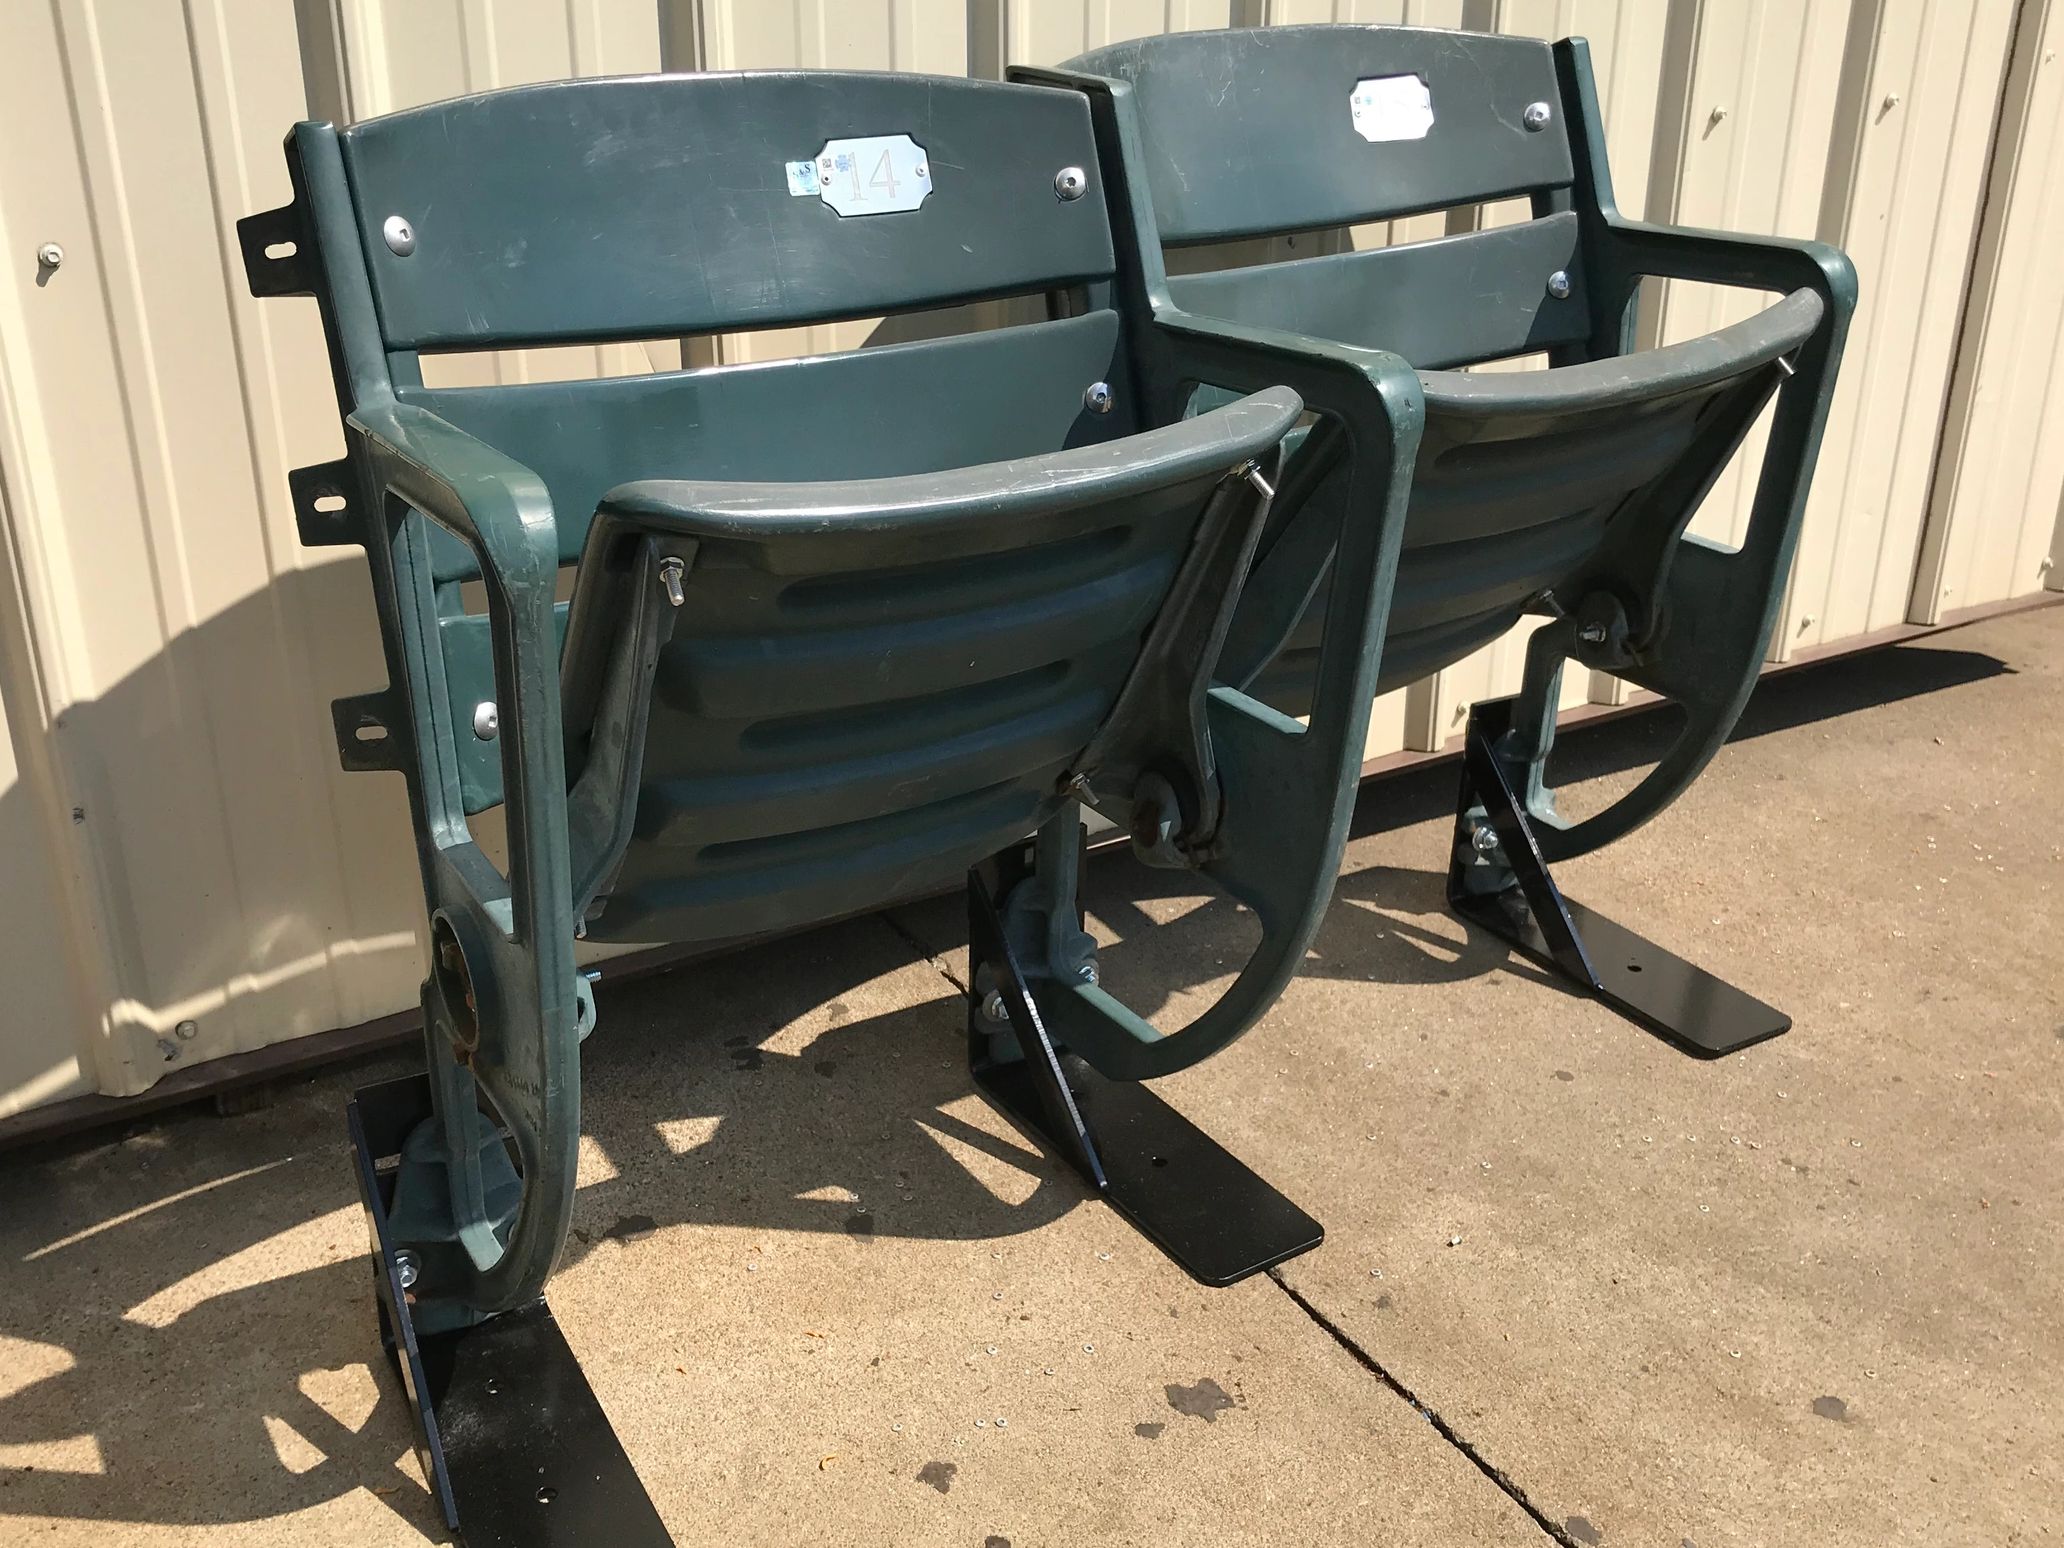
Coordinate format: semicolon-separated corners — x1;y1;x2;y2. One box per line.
787;134;933;217
1350;75;1434;142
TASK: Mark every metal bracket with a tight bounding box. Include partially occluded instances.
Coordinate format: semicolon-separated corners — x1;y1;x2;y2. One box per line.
346;1075;674;1548
966;867;1322;1286
1447;696;1789;1059
235;201;314;297
289;459;361;548
331;692;404;773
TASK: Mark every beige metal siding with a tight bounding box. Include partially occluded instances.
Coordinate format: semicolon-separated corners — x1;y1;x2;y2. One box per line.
1914;0;2064;617
1780;0;2019;654
1;0;2060;1117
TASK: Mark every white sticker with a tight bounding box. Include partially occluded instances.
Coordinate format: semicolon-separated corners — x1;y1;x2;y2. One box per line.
1350;74;1434;142
802;134;932;217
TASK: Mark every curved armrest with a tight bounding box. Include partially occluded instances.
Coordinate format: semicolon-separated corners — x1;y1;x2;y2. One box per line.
349;399;560;596
1599;219;1858;307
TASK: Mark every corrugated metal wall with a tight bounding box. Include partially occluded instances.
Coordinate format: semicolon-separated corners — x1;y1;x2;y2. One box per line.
0;0;2054;1116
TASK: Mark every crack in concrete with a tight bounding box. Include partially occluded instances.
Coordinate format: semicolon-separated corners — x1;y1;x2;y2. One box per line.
876;909;968;994
1267;1268;1583;1548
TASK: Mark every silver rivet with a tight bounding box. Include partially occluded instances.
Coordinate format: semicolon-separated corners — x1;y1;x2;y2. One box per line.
1083;380;1113;414
1522;101;1552;132
36;242;64;270
1547;269;1572;300
382;215;416;256
658;555;686;607
1054;165;1088;201
473;701;499;741
1880;93;1901;113
395;1250;420;1290
1708;105;1730;127
1471;824;1501;855
174;1019;200;1040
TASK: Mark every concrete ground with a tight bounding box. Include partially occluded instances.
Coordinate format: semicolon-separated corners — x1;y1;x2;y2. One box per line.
1;605;2058;1547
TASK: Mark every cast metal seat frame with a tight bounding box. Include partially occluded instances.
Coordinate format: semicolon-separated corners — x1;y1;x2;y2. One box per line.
1025;25;1857;1057
241;66;1423;1544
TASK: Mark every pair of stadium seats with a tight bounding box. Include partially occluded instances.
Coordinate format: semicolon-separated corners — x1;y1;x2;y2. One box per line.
242;25;1852;1331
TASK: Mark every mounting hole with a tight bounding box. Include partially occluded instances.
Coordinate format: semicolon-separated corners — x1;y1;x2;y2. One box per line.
264;240;297;259
353;722;387;743
1150;1155;1169;1168
483;1378;499;1396
536;1485;557;1505
313;491;346;513
1627;961;1644;974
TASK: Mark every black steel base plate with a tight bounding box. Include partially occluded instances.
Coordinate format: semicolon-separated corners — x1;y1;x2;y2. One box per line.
976;1051;1324;1286
1453;889;1791;1058
966;866;1321;1287
347;1075;673;1548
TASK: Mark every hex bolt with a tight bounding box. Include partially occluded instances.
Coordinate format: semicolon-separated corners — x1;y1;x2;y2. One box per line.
472;701;499;741
382;215;416;256
1577;621;1608;645
394;1250;421;1290
36;242;64;270
1078;961;1101;987
1471;823;1501;856
1083;380;1114;414
1522;101;1552;132
658;555;687;607
1546;269;1572;300
1054;165;1088;201
981;989;1008;1023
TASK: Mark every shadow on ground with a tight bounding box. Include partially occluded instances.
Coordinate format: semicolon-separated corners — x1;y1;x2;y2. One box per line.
0;630;2021;1539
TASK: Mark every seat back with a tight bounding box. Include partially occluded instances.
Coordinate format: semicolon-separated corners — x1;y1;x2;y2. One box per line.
1069;25;1594;370
257;71;1134;584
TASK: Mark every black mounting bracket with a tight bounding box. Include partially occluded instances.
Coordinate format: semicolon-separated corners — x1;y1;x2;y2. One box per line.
965;867;1322;1286
346;1075;674;1548
1446;698;1790;1059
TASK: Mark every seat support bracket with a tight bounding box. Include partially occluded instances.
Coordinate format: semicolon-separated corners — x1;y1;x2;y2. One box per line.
346;1075;674;1548
1447;699;1790;1059
966;869;1322;1286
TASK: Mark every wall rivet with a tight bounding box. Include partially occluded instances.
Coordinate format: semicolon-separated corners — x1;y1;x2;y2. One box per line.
1522;101;1552;132
473;701;499;741
1547;269;1573;300
36;242;64;270
174;1019;200;1040
1054;165;1088;201
382;215;416;256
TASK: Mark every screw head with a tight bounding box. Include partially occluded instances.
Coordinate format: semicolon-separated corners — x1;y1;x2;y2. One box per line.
1546;269;1572;300
174;1019;200;1041
472;701;499;741
1522;101;1553;132
394;1250;420;1290
1577;621;1608;645
382;215;416;256
1054;165;1088;201
1077;961;1100;987
980;989;1008;1023
36;242;64;269
1083;381;1114;415
1471;824;1501;856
